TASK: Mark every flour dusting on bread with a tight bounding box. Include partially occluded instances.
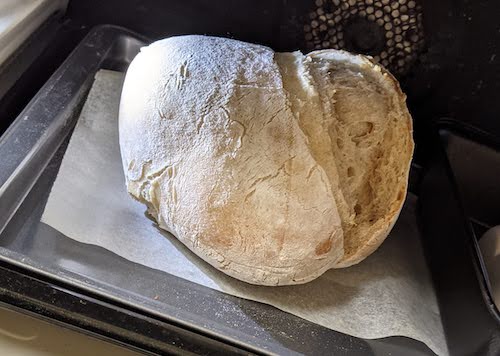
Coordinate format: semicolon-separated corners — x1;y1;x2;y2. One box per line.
119;35;413;285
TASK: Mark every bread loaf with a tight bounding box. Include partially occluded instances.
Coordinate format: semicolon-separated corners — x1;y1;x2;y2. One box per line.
119;35;413;285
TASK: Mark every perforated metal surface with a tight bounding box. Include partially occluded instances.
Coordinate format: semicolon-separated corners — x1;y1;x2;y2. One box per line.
304;0;424;74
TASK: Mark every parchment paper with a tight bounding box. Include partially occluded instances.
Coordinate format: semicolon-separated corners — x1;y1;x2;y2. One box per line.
41;70;447;355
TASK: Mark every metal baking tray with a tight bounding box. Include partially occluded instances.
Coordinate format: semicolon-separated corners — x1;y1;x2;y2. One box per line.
0;25;437;355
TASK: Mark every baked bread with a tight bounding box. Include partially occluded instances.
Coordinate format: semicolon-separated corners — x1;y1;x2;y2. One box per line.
119;35;414;285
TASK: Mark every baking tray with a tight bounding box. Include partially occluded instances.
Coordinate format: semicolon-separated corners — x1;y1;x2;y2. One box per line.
0;25;436;355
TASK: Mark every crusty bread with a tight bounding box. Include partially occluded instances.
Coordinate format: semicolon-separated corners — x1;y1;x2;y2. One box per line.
119;35;413;285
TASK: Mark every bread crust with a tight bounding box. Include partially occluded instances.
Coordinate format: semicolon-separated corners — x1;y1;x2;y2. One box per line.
119;35;413;285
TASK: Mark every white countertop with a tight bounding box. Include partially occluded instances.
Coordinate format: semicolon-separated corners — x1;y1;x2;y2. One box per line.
0;307;139;355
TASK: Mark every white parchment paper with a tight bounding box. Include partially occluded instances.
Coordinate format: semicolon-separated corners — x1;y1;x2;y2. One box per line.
41;70;447;355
